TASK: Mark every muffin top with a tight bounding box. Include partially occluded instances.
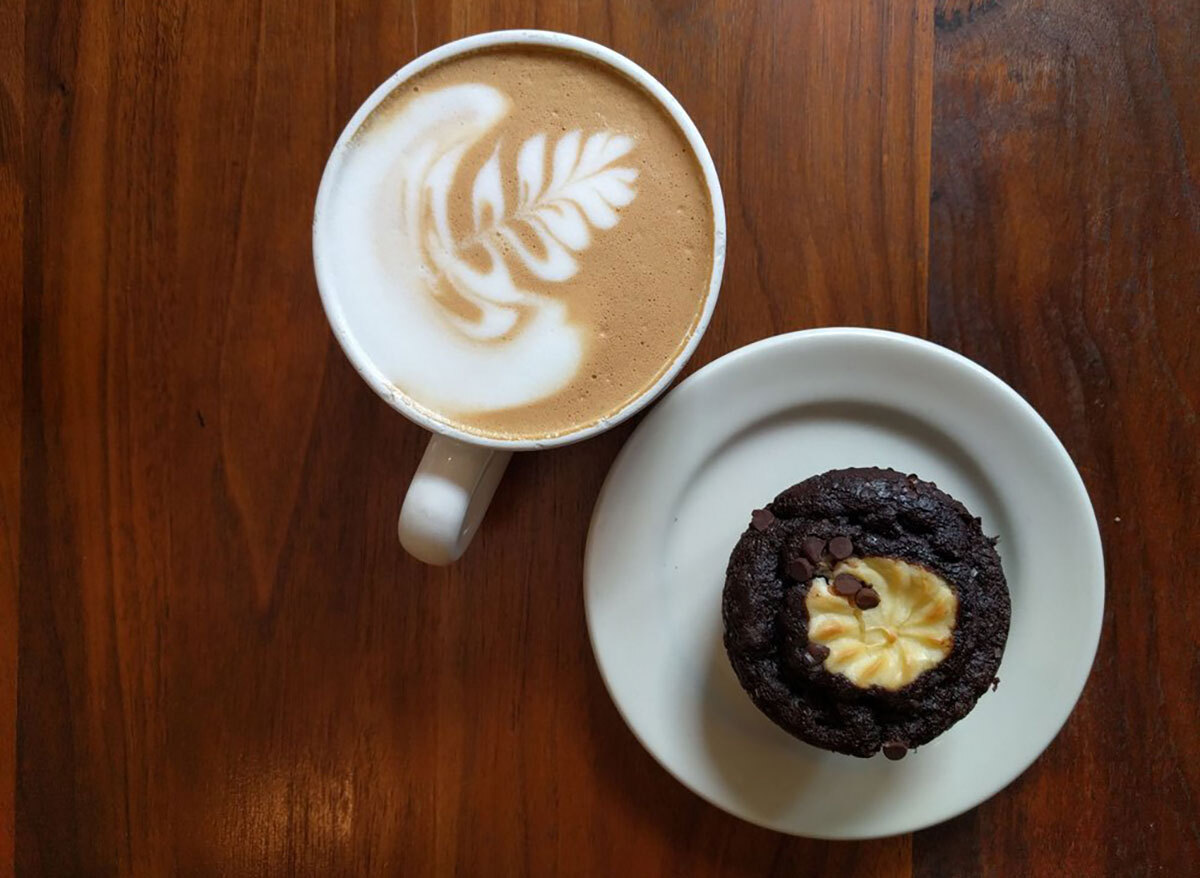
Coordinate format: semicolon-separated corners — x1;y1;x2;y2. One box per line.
722;467;1010;758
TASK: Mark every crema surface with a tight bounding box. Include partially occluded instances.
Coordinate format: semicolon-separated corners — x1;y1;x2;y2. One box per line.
317;47;715;439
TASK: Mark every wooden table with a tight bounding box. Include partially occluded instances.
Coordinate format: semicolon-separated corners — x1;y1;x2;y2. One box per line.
5;0;1197;874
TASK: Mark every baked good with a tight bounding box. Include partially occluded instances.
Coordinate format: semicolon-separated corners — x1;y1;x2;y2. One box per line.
722;467;1010;758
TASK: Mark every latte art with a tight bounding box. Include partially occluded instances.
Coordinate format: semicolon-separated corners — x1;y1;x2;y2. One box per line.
426;112;639;344
317;48;715;439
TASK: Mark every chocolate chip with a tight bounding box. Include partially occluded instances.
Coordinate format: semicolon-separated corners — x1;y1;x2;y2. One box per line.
991;677;1001;692
786;557;814;582
828;535;853;560
804;642;830;665
854;587;880;609
750;509;775;532
801;536;826;564
882;741;907;760
832;573;862;597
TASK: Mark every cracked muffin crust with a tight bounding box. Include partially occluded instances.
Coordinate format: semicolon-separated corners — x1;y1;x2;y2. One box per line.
722;467;1010;758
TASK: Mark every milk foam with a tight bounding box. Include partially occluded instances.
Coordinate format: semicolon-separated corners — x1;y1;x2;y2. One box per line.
317;80;640;416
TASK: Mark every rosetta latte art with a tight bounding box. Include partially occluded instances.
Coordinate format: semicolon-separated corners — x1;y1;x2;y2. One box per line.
323;82;640;416
432;116;639;340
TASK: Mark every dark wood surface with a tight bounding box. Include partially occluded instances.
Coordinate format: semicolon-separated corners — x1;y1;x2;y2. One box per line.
4;0;1196;874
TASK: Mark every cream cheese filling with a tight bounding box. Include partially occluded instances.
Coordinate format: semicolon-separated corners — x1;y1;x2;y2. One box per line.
805;557;958;690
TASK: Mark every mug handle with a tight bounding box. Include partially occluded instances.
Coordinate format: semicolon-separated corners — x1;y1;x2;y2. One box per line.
398;434;512;565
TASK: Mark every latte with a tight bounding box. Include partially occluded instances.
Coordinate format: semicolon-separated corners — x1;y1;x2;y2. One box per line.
316;46;716;439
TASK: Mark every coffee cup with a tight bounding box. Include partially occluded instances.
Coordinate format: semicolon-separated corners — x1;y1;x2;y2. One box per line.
313;30;726;564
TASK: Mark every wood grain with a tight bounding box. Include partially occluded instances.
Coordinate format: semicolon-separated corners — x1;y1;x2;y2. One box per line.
7;0;1196;874
1;0;23;870
922;0;1200;874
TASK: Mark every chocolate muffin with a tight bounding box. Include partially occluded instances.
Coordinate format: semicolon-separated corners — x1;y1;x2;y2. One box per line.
722;467;1009;758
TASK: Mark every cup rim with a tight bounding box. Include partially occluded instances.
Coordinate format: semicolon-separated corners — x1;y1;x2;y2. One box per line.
312;29;727;450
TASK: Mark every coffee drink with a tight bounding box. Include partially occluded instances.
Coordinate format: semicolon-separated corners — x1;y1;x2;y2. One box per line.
316;46;716;439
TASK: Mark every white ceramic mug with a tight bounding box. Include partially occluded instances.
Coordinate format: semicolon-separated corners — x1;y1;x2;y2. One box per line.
313;30;726;565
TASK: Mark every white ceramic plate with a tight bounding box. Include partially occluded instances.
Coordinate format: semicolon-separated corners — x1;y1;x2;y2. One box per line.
584;328;1104;839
